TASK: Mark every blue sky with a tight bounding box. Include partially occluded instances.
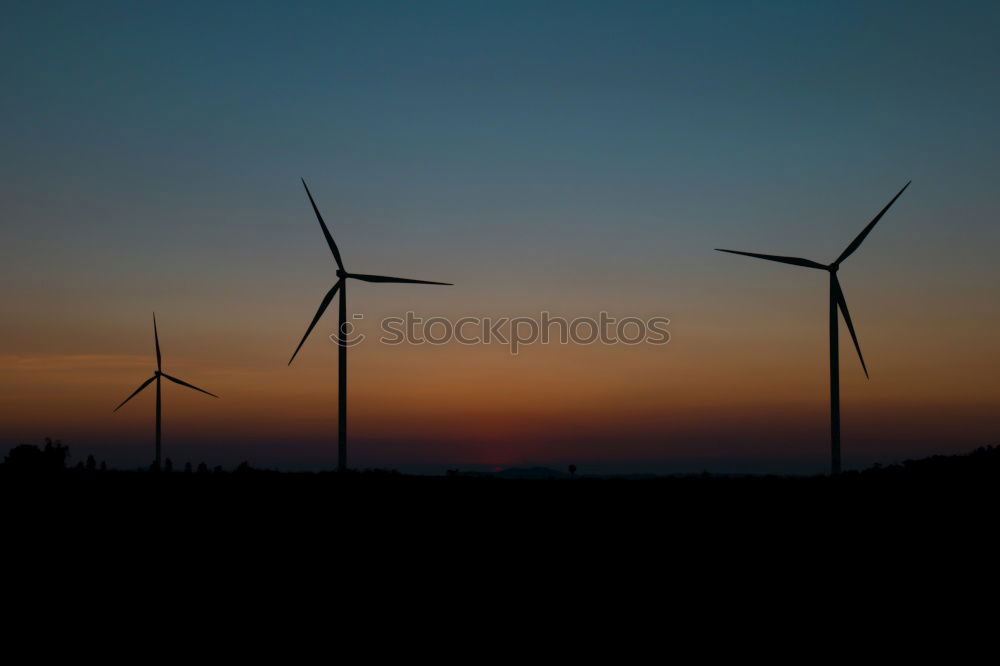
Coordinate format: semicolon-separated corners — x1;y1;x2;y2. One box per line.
1;1;998;471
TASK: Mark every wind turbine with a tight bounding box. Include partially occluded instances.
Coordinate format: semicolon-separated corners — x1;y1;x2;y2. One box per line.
114;314;219;468
716;181;910;475
289;179;452;472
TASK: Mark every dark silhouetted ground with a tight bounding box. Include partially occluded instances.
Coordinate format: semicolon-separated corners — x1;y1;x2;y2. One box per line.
4;439;994;584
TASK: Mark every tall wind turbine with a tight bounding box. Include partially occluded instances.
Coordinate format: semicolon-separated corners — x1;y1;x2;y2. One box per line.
716;182;910;475
114;314;219;468
289;179;452;472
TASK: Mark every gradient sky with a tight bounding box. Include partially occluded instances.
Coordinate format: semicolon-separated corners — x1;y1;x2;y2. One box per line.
2;1;998;473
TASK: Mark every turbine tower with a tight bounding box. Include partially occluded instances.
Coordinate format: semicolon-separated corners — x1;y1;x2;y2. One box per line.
716;181;910;475
289;179;452;472
114;314;219;468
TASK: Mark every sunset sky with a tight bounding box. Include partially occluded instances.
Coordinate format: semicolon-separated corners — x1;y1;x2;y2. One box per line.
2;1;998;473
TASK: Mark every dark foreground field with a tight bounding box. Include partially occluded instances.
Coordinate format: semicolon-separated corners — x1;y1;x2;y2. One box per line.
4;444;996;583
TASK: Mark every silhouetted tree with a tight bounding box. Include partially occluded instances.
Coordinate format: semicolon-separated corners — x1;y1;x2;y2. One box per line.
100;461;107;472
3;438;69;474
43;438;69;468
4;445;45;470
197;462;208;474
568;464;577;478
164;458;173;473
184;462;192;474
86;455;97;472
149;460;160;473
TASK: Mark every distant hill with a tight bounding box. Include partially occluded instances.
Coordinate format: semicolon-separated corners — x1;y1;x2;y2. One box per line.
854;444;1000;480
493;466;568;480
3;439;999;482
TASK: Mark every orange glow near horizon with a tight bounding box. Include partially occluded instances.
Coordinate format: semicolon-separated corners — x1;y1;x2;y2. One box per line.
2;295;997;472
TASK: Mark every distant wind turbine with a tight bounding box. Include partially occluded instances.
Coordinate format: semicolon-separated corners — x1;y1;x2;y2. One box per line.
114;314;219;468
289;179;452;472
716;181;910;475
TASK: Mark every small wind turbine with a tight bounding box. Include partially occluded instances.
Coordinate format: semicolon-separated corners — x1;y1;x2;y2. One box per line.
114;314;219;468
289;179;452;472
716;181;910;475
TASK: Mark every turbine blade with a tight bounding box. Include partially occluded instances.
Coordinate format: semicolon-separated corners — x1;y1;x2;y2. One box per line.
833;275;869;379
288;282;342;365
113;375;157;412
714;249;827;270
835;181;911;265
161;372;219;399
348;272;452;285
153;312;162;372
301;179;345;271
